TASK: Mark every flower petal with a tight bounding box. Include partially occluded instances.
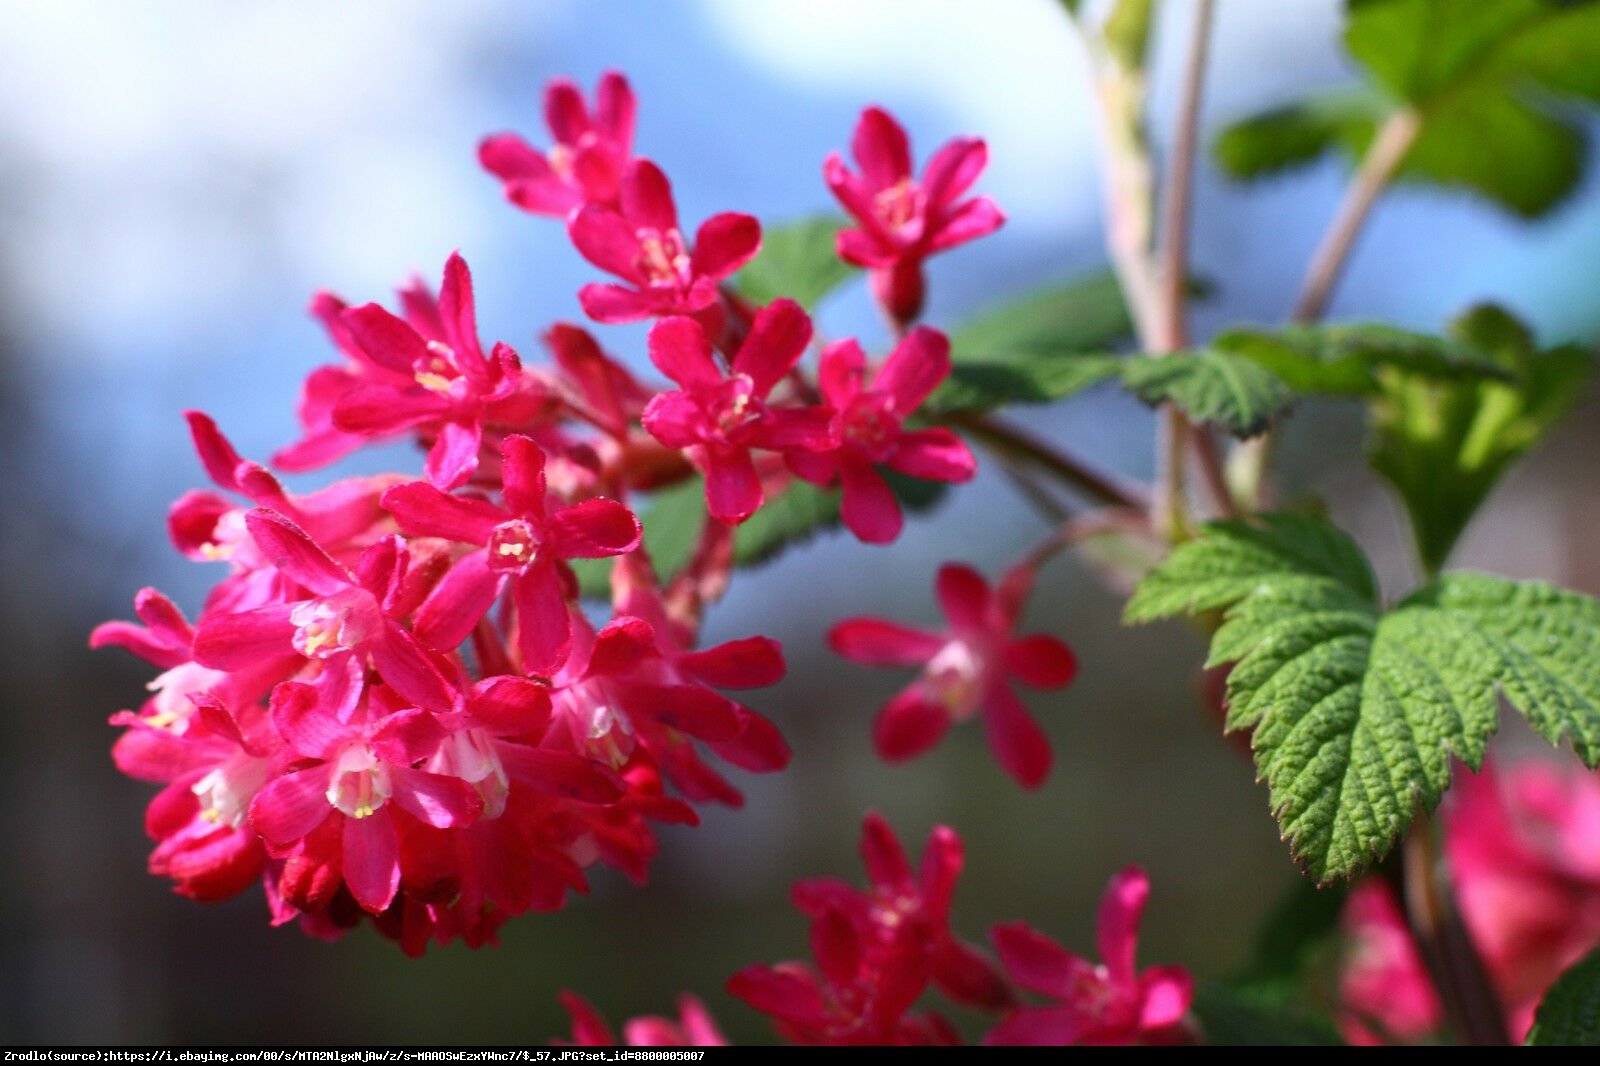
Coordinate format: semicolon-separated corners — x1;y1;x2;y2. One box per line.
678;636;785;689
382;481;505;545
415;550;503;652
549;498;641;558
250;766;334;845
691;212;762;282
873;688;951;761
513;558;572;676
828;619;945;665
851;106;912;189
342;805;400;913
982;683;1052;790
876;327;951;415
887;427;977;483
1005;635;1077;690
732;299;812;397
840;459;902;544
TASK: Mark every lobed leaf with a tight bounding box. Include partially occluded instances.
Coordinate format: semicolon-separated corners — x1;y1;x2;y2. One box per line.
1121;349;1295;438
1127;515;1600;882
1213;322;1510;396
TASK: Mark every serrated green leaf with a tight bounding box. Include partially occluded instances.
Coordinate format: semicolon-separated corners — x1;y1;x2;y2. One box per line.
1122;349;1296;437
1369;303;1591;573
1214;0;1600;217
1526;945;1600;1045
949;274;1133;360
1127;514;1600;882
731;215;855;310
1213;322;1512;396
1191;985;1347;1046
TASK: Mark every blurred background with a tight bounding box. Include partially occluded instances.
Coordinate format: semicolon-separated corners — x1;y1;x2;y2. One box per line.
3;0;1599;1045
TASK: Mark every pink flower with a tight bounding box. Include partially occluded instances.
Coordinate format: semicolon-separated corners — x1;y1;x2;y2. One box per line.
825;106;1004;327
1336;879;1440;1045
381;434;641;675
640;300;834;524
788;327;976;543
792;813;1013;1011
985;867;1193;1046
558;992;728;1047
569;160;760;326
480;72;637;217
828;563;1075;789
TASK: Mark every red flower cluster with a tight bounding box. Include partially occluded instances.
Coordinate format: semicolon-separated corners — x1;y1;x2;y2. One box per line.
559;816;1191;1046
92;70;1029;965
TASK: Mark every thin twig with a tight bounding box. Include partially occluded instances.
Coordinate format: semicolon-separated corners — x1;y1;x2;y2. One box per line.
1154;0;1216;352
951;412;1149;512
1398;815;1511;1046
1292;108;1421;325
1150;0;1225;536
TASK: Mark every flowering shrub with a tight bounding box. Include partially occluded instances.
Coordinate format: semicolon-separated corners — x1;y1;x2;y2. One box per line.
94;0;1600;1047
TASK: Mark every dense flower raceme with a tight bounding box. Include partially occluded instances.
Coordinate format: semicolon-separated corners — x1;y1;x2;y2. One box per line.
94;71;1044;972
1338;757;1600;1044
560;817;1190;1046
826;106;1004;328
829;562;1077;788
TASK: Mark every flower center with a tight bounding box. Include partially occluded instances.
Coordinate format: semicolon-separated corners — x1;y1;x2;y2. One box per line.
634;226;691;287
841;393;900;460
873;177;924;235
430;728;510;820
414;342;460;394
487;517;541;574
326;744;393;820
711;374;762;440
192;753;271;828
290;587;377;659
925;640;985;720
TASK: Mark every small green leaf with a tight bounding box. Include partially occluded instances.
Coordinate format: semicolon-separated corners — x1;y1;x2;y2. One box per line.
1191;985;1346;1046
1212;91;1384;181
1213;322;1511;396
1127;514;1600;882
949;274;1133;360
921;274;1134;414
1369;303;1591;573
925;352;1122;414
1526;945;1600;1045
1214;0;1600;217
1122;349;1296;437
732;215;855;310
1103;0;1156;68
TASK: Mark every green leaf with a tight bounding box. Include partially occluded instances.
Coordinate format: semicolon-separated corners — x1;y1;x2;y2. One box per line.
1103;0;1156;68
731;215;855;310
949;273;1133;359
1191;985;1346;1046
1526;945;1600;1045
1213;0;1600;217
925;352;1122;414
1213;322;1512;396
1126;514;1600;882
1122;349;1296;438
922;274;1134;414
1369;303;1591;573
1212;91;1385;181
